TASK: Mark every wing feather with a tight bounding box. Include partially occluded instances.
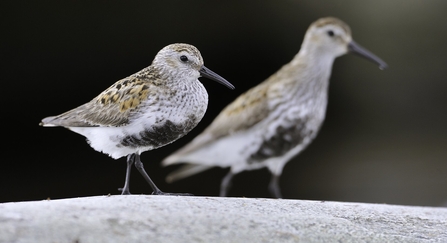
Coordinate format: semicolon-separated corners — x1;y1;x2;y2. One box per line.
40;76;153;127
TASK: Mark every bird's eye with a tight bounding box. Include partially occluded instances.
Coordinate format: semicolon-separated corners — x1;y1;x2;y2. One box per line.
180;55;188;62
327;30;335;37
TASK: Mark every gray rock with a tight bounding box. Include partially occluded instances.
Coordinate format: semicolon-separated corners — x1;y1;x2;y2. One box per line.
0;196;446;243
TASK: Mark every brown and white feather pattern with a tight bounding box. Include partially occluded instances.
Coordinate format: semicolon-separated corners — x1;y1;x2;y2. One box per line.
41;73;156;127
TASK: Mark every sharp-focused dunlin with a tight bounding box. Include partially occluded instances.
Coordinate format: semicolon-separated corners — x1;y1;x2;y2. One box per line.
40;43;235;195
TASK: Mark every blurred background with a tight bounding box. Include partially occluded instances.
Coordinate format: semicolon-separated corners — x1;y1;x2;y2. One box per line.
2;0;447;206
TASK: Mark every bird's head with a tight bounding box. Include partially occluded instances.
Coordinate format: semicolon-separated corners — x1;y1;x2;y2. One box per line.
153;43;234;89
301;17;388;69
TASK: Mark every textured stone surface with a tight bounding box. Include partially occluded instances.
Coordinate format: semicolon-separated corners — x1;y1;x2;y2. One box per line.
0;196;446;243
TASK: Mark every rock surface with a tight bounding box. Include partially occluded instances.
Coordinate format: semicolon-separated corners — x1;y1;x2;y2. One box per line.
0;195;446;243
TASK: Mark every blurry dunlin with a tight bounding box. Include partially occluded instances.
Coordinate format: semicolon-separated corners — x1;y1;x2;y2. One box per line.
162;18;387;198
40;43;235;195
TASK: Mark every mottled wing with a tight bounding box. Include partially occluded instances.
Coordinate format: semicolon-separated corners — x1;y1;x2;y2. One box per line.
41;76;152;127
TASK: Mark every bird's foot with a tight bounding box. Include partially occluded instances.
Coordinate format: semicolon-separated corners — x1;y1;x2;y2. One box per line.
118;187;132;195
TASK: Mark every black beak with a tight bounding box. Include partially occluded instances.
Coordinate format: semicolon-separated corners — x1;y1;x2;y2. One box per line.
348;41;388;70
199;66;235;90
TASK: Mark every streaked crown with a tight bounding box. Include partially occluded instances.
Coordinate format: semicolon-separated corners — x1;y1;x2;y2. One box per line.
153;43;204;79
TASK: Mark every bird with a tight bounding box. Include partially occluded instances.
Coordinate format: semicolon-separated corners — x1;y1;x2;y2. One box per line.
162;17;388;198
40;43;235;196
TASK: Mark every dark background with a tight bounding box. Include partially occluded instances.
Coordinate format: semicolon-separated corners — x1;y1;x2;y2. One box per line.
2;0;447;206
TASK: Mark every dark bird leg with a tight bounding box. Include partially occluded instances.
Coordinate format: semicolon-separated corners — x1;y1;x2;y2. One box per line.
119;154;136;195
220;171;235;197
133;153;192;196
268;174;282;199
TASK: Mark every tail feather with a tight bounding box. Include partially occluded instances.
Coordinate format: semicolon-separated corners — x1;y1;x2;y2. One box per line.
166;164;214;183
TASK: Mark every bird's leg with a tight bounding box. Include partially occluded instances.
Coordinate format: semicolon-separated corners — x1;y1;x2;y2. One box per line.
133;154;162;194
219;171;235;197
133;154;192;196
119;154;135;195
268;174;282;199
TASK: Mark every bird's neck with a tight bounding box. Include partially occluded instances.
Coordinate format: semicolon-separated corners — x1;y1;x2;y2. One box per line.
291;49;335;92
296;47;335;73
266;47;335;111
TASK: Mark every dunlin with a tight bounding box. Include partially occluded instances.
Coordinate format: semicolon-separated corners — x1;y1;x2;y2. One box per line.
162;18;387;198
40;43;235;195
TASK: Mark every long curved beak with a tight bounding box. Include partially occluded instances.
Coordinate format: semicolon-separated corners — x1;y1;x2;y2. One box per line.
199;66;235;90
348;41;388;70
